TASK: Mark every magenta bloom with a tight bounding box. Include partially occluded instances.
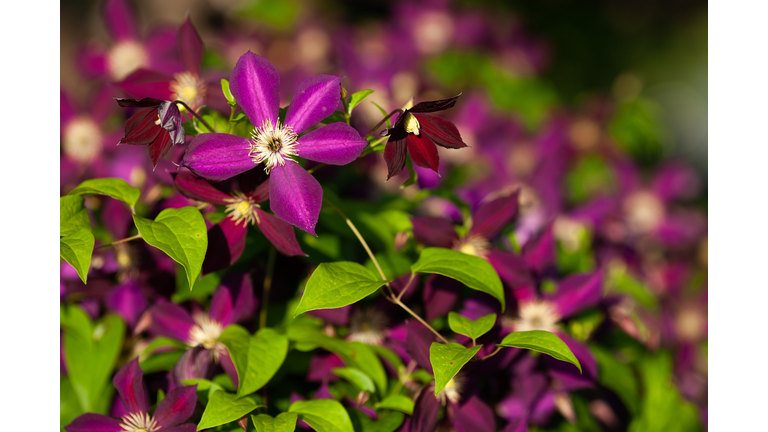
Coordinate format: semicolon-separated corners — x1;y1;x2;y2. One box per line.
181;51;369;235
64;358;197;432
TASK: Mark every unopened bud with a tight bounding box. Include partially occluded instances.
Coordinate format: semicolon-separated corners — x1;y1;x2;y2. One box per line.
237;417;248;431
394;231;410;251
340;85;348;101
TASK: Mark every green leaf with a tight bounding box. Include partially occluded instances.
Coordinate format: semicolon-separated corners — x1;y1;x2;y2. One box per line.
221;79;236;106
348;409;404;432
198;390;261;430
60;229;95;284
173;269;221;302
376;395;414;415
251;413;298;432
402;156;418;188
218;326;288;396
347;89;374;115
132;206;207;290
447;312;496;341
411;248;505;311
294;262;390;317
60;196;91;237
289;399;354;432
68;178;140;209
371;101;392;128
497;330;582;373
430;342;482;396
591;346;638;415
332;367;375;393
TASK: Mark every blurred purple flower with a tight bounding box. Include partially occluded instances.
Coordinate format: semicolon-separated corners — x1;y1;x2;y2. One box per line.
115;97;185;168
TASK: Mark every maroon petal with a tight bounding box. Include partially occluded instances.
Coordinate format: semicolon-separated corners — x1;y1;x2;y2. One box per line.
411;217;458;248
181;133;255;182
153;385;198;427
408;94;460;113
406;133;440;173
64;413;123;432
285;75;342;134
297;123;368;165
170;346;211;389
384;138;407;180
117;69;174;101
550;269;604;319
249;177;270;203
225;273;257;324
522;222;555;275
454;396;496;432
307;307;351;326
60;91;76;129
178;17;203;75
547;333;598;387
119;108;161;146
173;172;232;205
423;274;461;322
103;0;138;42
115;97;164;108
202;217;248;274
415;113;468;149
209;286;234;327
485;250;534;290
471;191;520;239
255;208;307;256
307;352;346;382
502;418;528;432
148;130;174;169
405;320;435;373
410;389;440;432
113;357;149;414
269;162;323;236
230;51;280;127
150;302;195;343
105;282;147;328
220;349;239;388
156;425;197;432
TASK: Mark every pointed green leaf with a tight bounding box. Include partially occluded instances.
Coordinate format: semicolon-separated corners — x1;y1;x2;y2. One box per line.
448;312;496;341
430;342;482;396
68;178;140;208
371;101;392;128
198;390;261;430
402;155;418;189
221;78;236;106
60;196;91;237
347;89;374;115
132;206;207;289
241;328;289;396
376;395;414;415
60;229;95;284
294;262;390;317
348;409;404;432
251;413;298;432
412;248;505;311
497;330;582;373
332;367;375;393
289;399;354;432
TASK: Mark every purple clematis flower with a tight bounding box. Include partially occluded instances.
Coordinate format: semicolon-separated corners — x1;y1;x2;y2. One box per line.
180;51;369;235
116;97;185;168
64;357;197;432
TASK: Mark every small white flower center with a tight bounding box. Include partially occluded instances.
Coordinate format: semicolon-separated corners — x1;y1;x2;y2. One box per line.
189;314;224;350
63;117;102;163
108;41;149;81
514;300;561;333
453;234;491;259
120;412;159;432
224;191;261;226
437;374;463;404
348;308;388;346
249;119;299;174
170;72;206;110
402;111;420;136
623;191;664;234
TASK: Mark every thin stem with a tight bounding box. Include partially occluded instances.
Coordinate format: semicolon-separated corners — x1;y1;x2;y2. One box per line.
259;247;277;329
174;100;213;132
472;338;477;347
479;347;502;361
393;297;449;344
365;109;402;138
94;234;142;250
227;105;237;134
396;272;416;301
307;163;327;174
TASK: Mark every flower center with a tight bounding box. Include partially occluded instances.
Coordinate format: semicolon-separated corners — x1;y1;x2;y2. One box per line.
514;300;561;333
63;117;102;163
348;308;388;346
623;191;664;234
120;412;159;432
402;111;420;136
249;119;299;174
453;234;490;259
189;314;224;350
224;191;261;226
170;72;206;110
437;374;463;404
108;41;149;81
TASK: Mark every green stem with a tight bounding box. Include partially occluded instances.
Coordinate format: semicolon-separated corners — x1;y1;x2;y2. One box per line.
174;100;213;133
365;109;402;138
396;272;416;301
94;234;142;250
227;104;237;134
479;347;502;361
259;247;277;329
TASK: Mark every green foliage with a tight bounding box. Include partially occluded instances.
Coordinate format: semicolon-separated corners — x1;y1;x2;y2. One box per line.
447;312;496;342
348;409;404;432
609;97;666;165
68;178;140;209
132;206;207;290
251;413;298;432
294;262;390;317
347;89;374;115
565;155;616;204
591;345;639;415
198;390;262;430
218;326;289;396
375;395;414;415
333;367;376;393
289;399;354;432
429;342;483;396
411;248;505;311
173;268;221;302
498;330;582;373
221;78;236;105
60;195;91;237
60;229;94;284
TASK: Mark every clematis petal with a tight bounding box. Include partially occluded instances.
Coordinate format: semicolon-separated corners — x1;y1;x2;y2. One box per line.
113;357;149;414
547;333;598;387
148;130;174;169
170;346;211;389
471;191;520;239
118;108;161;146
153;385;198;427
454;396;496;432
173;172;232;205
249;177;270;203
255;208;307;256
384;138;408;180
405;320;434;373
406;133;440;173
181;133;254;182
158;101;185;145
485;250;534;291
296;123;368;165
64;413;123;432
145;27;183;75
209;286;234;327
423;274;461;322
411;217;459;248
229;51;280;127
224;273;257;324
156;425;197;432
269;162;323;236
103;0;138;42
220;349;239;388
117;69;174;101
410;389;440;432
77;45;108;78
178;17;203;75
409;94;460;113
105;282;147;328
285;75;342;134
202;217;248;274
415;113;468;149
61;91;76;130
307;352;346;382
150;302;196;343
114;97;165;108
550;269;604;319
522;222;555;275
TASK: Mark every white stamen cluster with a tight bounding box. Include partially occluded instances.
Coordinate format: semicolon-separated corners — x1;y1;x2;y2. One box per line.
514;300;561;333
249;119;299;174
453;234;491;259
437;374;464;404
189;314;224;350
63;117;102;163
108;41;149;81
120;412;159;432
224;191;261;226
170;72;206;109
348;308;388;346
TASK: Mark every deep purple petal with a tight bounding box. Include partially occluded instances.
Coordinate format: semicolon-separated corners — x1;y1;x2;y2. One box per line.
105;282;147;328
219;349;239;388
502;417;528;432
145;27;184;75
112;357;149;414
173;172;232;205
77;45;108;78
384;138;407;180
178;17;203;75
547;333;598;387
522;222;555;275
485;250;534;290
170;346;211;389
156;425;197;432
411;217;458;248
153;385;198;427
148;130;174;169
61;90;76;129
269;162;322;236
247;177;271;203
405;320;434;373
117;69;174;101
202;217;248;274
255;208;307;256
181;133;255;182
410;389;440;432
307;307;351;326
423;274;461;322
471;191;520;239
90;86;120;124
406;133;440;173
454;396;496;432
119;107;161;146
158;101;186;145
103;0;138;42
409;95;460;113
307;352;346;382
225;273;257;324
64;413;123;432
150;302;195;343
296;123;368;165
230;51;280;127
209;286;234;327
285;75;342;134
415;113;468;149
550;269;604;318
